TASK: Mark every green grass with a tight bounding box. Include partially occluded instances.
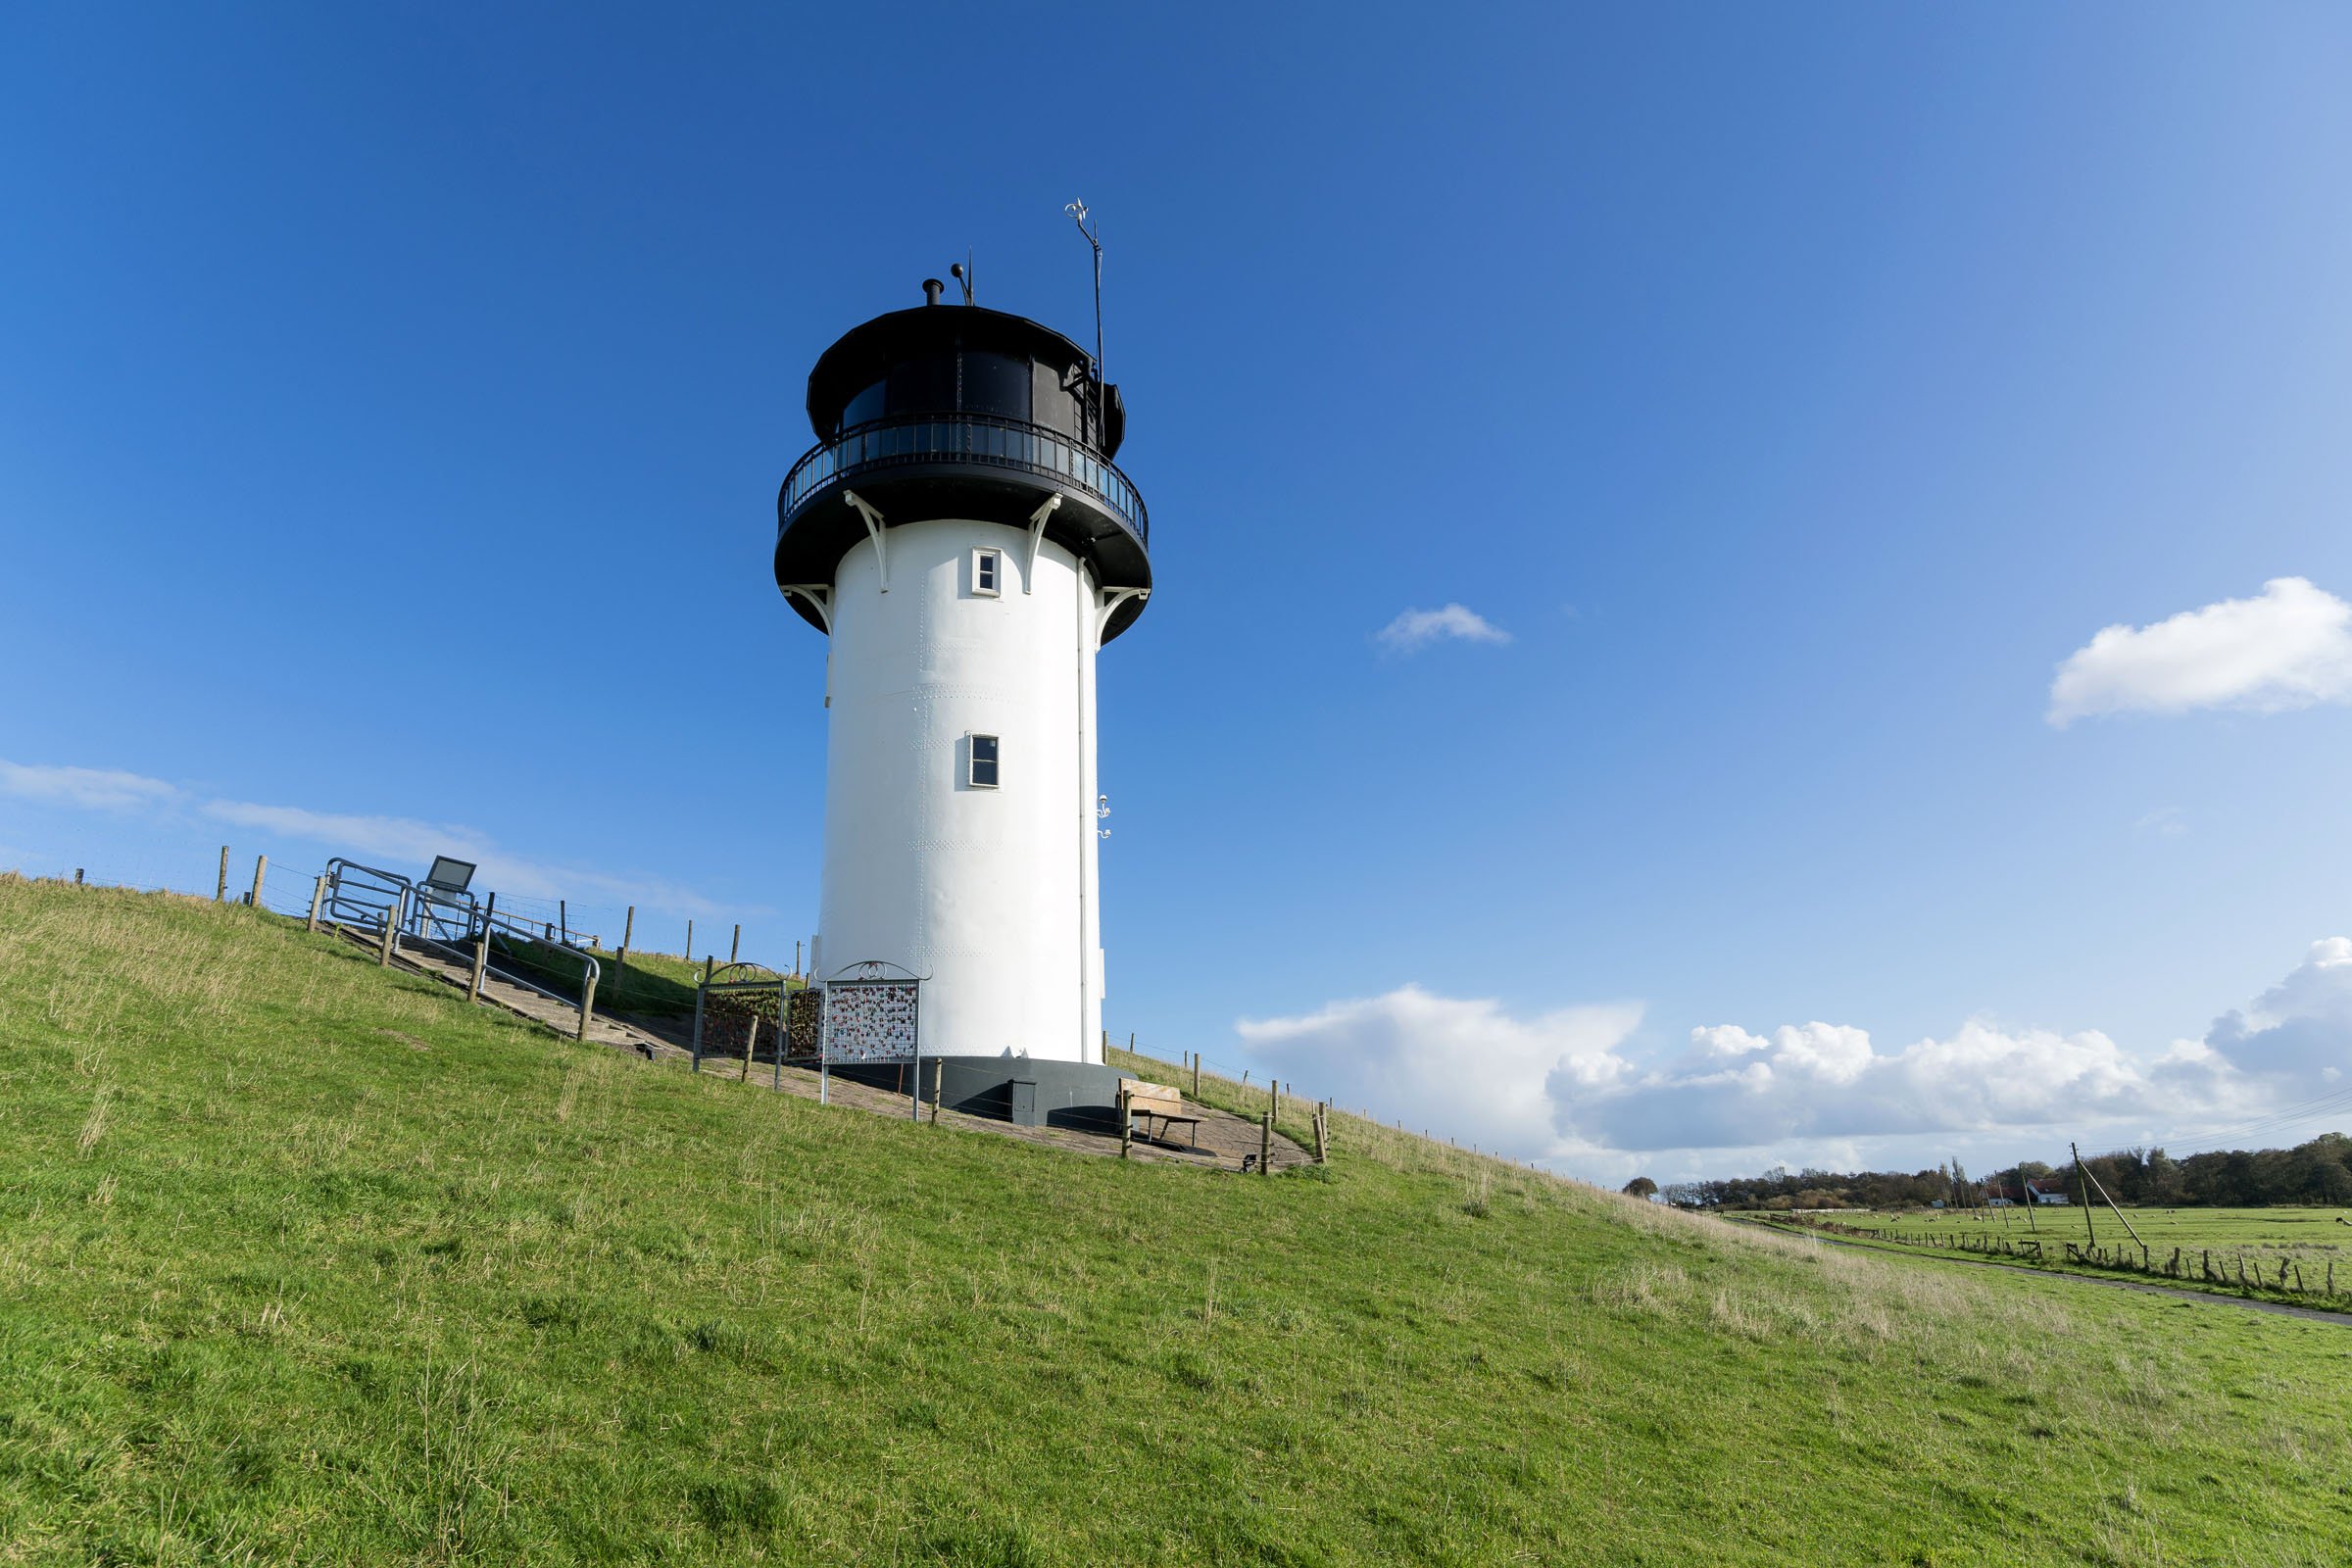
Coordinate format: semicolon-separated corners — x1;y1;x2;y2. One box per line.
1756;1204;2352;1306
6;877;2352;1564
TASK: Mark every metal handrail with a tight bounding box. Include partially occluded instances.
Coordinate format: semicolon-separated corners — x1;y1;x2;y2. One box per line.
477;908;603;994
779;412;1149;548
322;858;411;929
319;858;604;1041
409;885;479;944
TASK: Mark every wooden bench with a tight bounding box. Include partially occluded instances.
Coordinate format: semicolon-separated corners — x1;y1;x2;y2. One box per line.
1120;1078;1201;1148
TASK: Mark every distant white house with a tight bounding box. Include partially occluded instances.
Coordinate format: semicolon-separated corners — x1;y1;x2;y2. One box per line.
2027;1178;2071;1205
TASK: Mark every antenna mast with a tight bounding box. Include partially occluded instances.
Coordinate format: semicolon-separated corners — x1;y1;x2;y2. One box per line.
1064;199;1104;428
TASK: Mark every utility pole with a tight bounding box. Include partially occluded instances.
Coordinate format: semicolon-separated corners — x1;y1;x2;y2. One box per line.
2073;1141;2145;1251
2072;1143;2097;1247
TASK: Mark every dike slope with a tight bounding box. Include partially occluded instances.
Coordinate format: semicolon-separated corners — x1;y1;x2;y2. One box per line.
3;877;2348;1565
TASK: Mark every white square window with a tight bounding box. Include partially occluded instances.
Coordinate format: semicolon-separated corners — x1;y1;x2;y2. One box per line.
972;548;1002;597
967;733;1001;788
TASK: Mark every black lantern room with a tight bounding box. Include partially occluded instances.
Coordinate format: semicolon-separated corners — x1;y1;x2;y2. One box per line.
773;281;1152;643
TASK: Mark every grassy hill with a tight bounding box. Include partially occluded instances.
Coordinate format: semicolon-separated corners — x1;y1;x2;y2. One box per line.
3;877;2349;1565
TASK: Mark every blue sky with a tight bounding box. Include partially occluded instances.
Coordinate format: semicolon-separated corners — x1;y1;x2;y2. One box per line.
7;4;2352;1183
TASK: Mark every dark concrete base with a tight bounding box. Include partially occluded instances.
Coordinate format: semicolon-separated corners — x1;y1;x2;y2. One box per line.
827;1055;1129;1134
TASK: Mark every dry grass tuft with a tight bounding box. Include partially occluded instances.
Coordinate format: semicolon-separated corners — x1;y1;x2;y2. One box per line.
75;1088;113;1154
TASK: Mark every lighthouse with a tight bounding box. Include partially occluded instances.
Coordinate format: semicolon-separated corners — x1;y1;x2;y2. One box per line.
774;276;1150;1119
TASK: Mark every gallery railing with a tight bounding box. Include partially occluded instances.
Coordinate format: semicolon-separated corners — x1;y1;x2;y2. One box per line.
779;413;1149;549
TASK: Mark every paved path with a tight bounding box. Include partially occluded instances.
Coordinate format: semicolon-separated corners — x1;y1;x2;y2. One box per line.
330;922;686;1061
674;1050;1313;1172
1746;1221;2352;1328
334;921;1307;1173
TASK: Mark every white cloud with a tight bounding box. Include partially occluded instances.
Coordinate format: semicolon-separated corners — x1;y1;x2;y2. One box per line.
1238;942;2352;1178
2199;938;2352;1081
1236;984;1641;1156
200;800;487;871
2047;576;2352;725
1375;603;1512;653
0;756;731;919
1581;1017;2206;1156
0;761;179;811
1692;1023;1874;1084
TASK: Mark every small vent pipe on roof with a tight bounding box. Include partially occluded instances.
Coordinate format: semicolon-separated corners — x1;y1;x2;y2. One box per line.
922;277;945;306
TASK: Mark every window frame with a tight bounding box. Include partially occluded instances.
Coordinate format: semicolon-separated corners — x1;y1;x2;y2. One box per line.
967;733;1001;789
972;547;1003;597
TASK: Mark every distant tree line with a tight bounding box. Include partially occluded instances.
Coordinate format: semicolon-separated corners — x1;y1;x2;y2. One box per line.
1656;1132;2352;1210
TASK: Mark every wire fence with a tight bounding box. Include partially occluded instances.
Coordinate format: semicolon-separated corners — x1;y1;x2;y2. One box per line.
8;846;799;974
1760;1212;2351;1309
18;849;1610;1199
1104;1036;1602;1196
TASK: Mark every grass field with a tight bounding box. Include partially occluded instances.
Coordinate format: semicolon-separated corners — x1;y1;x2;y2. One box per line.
1816;1204;2348;1261
5;877;2352;1564
1765;1205;2352;1304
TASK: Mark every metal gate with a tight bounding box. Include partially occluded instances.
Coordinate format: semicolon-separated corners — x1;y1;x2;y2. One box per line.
692;960;795;1086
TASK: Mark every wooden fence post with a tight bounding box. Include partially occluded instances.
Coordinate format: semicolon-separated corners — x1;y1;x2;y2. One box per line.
307;875;325;932
1119;1090;1133;1159
1314;1102;1328;1165
1259;1110;1272;1176
743;1015;759;1077
468;922;490;1003
377;899;397;967
618;905;633;968
216;846;229;902
74;868;84;887
576;964;597;1041
559;901;567;945
686;919;694;963
250;855;267;908
931;1058;944;1124
692;956;712;1071
1193;1052;1200;1098
730;923;740;963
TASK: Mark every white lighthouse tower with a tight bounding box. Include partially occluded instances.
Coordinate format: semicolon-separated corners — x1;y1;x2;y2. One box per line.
774;276;1150;1121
